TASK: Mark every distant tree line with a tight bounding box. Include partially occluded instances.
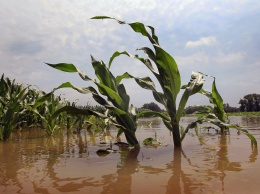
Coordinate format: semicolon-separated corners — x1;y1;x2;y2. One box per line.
140;102;162;112
223;103;239;113
239;93;260;112
184;104;240;114
139;93;260;115
184;105;210;114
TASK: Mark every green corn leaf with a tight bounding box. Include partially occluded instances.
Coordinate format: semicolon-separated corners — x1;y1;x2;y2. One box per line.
91;56;117;91
90;88;114;108
45;63;78;72
117;84;130;111
33;82;91;108
90;16;113;20
147;26;159;45
246;133;258;146
212;78;226;121
162;119;173;131
54;82;91;94
88;89;136;133
137;47;156;63
108;50;157;78
93;16;149;38
152;91;166;105
33;92;53;109
117;128;124;138
117;72;157;94
115;72;133;85
92;16;157;48
134;76;156;90
95;82;125;109
154;45;181;100
47;62;92;81
116;72;166;106
108;51;135;69
101;18;181;106
128;22;148;36
199;88;213;104
109;50;163;88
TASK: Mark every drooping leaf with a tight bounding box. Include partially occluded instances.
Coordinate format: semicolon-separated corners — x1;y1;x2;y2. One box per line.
128;22;148;36
115;72;133;85
46;62;92;81
108;51;135;69
45;63;78;72
54;82;91;94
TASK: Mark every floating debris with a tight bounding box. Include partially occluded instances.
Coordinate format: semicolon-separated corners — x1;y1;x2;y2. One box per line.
96;148;117;157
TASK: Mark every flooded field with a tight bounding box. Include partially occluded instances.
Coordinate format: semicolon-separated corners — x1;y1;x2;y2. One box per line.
0;116;260;194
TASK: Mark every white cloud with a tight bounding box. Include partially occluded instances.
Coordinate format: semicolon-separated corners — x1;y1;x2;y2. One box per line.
1;0;259;108
217;52;245;64
185;36;217;48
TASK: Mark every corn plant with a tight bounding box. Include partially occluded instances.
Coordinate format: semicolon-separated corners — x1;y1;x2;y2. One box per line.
0;74;29;140
44;56;140;149
92;16;205;147
182;77;257;146
62;100;85;132
30;93;66;135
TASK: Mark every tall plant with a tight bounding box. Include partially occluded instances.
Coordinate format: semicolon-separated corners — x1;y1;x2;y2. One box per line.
92;16;205;147
43;56;140;149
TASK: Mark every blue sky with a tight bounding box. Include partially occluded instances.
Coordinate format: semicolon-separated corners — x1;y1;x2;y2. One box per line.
1;0;260;108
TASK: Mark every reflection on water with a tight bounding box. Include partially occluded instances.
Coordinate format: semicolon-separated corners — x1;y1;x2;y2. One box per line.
240;116;260;130
0;116;260;194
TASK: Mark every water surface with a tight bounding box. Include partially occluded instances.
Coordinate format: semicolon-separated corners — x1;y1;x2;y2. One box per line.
0;116;259;194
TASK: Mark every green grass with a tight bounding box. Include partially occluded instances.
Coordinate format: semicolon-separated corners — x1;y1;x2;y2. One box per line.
226;112;260;116
185;112;260;117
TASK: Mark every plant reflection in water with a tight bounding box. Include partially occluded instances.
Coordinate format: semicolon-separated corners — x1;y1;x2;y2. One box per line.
0;116;259;193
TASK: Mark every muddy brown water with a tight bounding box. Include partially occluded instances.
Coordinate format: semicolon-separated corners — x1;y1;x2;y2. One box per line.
0;116;260;194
